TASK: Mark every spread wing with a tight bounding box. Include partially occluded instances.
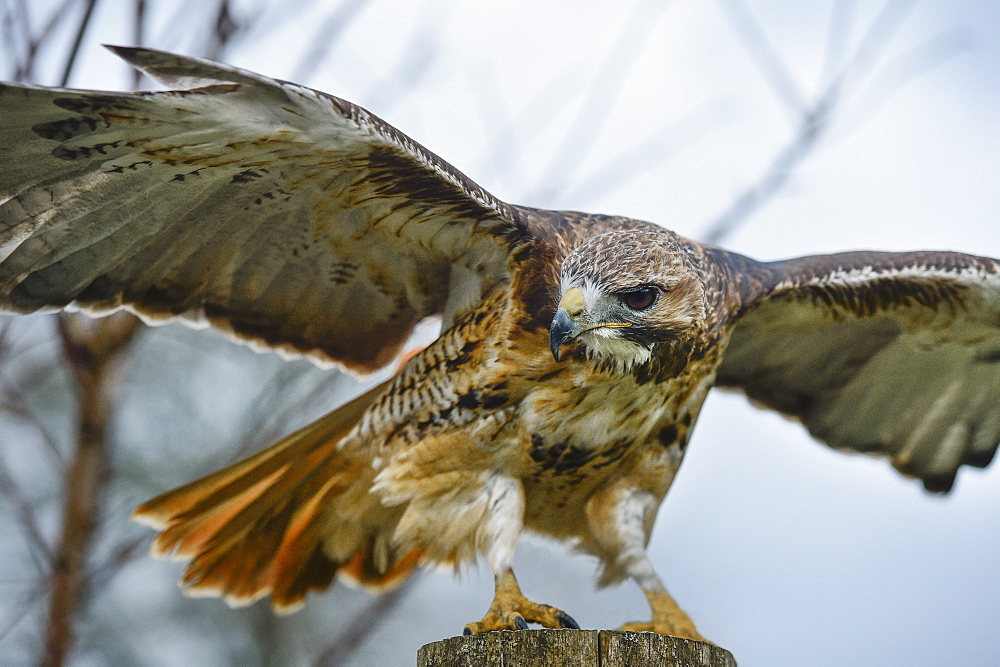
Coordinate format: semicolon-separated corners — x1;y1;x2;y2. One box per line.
716;250;1000;493
0;46;530;373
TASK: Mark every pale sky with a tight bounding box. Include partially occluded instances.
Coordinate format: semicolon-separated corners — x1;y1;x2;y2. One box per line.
7;1;1000;665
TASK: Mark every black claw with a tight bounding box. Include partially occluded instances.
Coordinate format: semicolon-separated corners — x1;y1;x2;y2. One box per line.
558;611;580;629
463;627;472;636
514;615;529;631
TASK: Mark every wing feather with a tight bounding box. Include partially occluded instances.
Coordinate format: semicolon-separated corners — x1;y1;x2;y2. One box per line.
717;250;1000;492
0;46;530;372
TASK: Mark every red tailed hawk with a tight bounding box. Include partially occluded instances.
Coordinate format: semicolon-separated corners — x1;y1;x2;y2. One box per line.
1;47;998;641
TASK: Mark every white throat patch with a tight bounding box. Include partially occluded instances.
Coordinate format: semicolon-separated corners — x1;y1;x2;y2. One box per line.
580;329;652;371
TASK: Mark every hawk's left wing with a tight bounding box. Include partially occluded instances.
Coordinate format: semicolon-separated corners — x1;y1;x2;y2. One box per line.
715;250;1000;492
0;47;531;373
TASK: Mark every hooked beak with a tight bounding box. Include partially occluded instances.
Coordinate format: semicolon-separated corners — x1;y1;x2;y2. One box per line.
549;307;579;362
549;286;634;362
549;287;586;362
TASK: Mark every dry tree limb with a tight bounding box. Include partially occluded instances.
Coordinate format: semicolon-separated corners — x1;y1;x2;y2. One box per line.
43;312;141;667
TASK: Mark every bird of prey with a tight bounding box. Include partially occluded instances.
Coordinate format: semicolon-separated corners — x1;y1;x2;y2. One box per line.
1;47;998;641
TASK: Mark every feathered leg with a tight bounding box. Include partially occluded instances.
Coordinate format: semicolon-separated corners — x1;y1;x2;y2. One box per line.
586;484;708;641
456;475;578;633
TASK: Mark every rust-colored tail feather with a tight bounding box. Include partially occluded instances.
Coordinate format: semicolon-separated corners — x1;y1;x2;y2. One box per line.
133;379;415;611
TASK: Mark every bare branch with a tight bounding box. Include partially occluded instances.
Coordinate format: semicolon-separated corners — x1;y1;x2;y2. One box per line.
361;9;447;114
1;0;26;79
0;450;54;567
85;535;148;593
230;363;346;461
58;0;100;87
527;2;670;204
836;26;973;140
11;0;77;83
313;576;419;666
560;99;732;207
820;0;855;88
291;0;372;84
43;312;141;667
204;0;238;60
0;581;46;645
0;374;68;471
832;0;916;102
701;102;830;245
701;0;920;244
130;0;146;89
716;0;807;116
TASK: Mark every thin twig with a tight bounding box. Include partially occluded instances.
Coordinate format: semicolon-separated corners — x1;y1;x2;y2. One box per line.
291;0;372;84
716;0;807;117
313;576;419;666
560;99;733;207
86;535;149;593
11;0;77;83
0;373;68;471
204;0;238;60
0;581;46;645
58;0;99;87
529;2;669;204
361;9;446;114
701;102;831;245
131;0;145;89
820;0;854;88
701;0;918;244
0;450;54;567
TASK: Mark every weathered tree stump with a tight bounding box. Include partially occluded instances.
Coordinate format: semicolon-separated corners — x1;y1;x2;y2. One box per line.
417;630;736;666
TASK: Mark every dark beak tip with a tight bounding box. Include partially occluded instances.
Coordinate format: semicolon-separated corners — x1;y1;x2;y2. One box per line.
549;308;576;362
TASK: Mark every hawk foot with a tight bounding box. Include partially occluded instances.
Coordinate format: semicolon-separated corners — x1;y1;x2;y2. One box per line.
464;591;579;634
622;588;710;642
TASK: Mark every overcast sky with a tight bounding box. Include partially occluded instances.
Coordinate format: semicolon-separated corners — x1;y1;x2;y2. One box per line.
8;1;1000;665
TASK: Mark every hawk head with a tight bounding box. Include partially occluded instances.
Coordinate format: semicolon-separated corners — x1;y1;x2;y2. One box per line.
550;229;708;372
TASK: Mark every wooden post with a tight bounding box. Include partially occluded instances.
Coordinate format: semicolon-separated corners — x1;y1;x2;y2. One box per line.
417;630;736;666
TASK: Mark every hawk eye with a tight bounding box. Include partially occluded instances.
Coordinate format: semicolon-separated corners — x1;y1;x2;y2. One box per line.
619;286;659;311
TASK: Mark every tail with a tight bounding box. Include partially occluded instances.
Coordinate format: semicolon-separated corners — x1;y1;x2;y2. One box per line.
133;379;419;612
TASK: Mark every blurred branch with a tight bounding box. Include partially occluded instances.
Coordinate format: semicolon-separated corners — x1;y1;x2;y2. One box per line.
43;312;141;667
715;0;807;117
231;364;346;460
820;0;854;88
701;100;830;245
131;0;146;88
0;583;46;646
528;2;669;204
702;0;918;244
204;0;238;60
834;25;973;140
9;0;77;83
0;373;67;470
58;0;99;87
361;8;446;114
313;576;419;666
87;535;149;593
561;99;733;206
1;0;27;78
0;452;53;567
291;0;372;84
